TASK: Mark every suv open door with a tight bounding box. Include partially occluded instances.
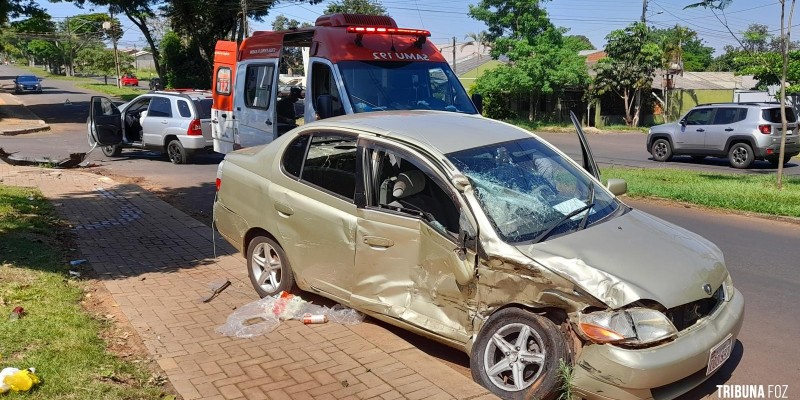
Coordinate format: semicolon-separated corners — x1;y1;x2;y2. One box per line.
88;96;123;147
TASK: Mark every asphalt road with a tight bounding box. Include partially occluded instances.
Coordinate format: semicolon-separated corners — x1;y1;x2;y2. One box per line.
2;64;799;398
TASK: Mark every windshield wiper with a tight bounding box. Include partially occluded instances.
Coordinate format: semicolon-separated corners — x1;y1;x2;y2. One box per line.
578;182;596;230
533;198;595;243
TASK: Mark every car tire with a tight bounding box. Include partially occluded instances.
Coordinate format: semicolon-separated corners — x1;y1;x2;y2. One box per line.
102;145;122;157
651;138;673;162
166;139;188;164
471;308;570;400
728;142;754;169
247;236;295;298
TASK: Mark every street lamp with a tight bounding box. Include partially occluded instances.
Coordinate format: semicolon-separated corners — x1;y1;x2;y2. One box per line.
103;20;122;88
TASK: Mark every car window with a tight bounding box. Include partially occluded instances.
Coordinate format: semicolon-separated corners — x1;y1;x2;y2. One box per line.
762;107;797;123
215;66;232;96
244;63;276;110
177;100;192;118
684;108;714;125
194;99;213;119
311;62;344;118
282;135;310;178
365;146;460;235
712;108;747;125
299;134;357;200
148;97;172;118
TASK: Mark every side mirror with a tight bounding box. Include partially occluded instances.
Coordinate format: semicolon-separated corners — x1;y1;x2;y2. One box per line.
679;119;686;126
606;178;627;196
316;95;334;120
471;93;483;115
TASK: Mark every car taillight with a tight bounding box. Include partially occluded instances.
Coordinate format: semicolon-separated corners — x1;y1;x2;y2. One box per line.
759;124;772;134
188;119;202;136
215;160;225;191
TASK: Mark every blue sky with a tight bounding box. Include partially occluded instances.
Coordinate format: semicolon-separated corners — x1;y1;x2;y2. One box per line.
41;0;787;54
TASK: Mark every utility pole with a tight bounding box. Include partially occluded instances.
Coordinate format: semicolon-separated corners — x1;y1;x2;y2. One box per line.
104;11;122;89
452;36;457;73
641;0;647;23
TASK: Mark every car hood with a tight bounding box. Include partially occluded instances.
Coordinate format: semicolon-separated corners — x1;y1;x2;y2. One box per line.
515;209;728;309
650;121;680;133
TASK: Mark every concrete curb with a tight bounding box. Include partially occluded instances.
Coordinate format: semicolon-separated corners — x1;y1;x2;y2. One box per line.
0;90;51;135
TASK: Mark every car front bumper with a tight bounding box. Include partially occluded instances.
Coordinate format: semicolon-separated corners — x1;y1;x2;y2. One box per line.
572;287;745;400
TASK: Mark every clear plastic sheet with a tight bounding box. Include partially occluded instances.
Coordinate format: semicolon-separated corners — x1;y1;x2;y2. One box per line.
217;292;365;338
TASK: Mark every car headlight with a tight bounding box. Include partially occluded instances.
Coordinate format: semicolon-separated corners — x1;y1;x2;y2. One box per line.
578;307;677;346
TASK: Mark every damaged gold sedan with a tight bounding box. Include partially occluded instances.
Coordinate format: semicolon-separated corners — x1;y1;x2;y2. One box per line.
213;111;744;400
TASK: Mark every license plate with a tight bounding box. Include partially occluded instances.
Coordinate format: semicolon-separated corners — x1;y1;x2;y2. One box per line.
706;334;733;376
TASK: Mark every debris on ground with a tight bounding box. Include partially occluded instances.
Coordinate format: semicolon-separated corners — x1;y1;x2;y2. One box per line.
0;367;41;393
217;291;364;338
202;280;231;303
69;259;87;267
68;270;81;278
8;307;24;321
0;147;87;169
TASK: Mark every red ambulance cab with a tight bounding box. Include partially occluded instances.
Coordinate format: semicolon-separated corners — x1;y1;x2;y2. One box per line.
211;13;481;153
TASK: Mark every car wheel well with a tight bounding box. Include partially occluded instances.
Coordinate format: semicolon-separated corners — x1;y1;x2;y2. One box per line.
648;134;673;151
243;228;280;256
489;304;569;329
163;135;179;150
725;137;754;153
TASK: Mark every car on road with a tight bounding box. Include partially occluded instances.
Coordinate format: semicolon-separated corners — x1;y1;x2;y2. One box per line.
647;102;800;168
210;111;744;400
13;75;42;94
120;73;139;86
87;90;214;164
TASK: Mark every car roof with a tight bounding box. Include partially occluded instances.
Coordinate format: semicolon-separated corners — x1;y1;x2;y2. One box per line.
149;89;212;100
307;111;531;154
16;75;37;79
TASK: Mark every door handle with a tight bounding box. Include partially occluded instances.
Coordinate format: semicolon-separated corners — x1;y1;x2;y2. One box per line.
274;202;294;216
212;119;218;124
363;236;394;248
221;113;227;118
696;128;705;132
725;128;734;132
161;121;168;124
266;119;273;126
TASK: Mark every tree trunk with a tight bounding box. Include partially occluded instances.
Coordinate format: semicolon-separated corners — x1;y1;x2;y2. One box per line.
122;11;164;79
777;0;796;189
529;92;535;121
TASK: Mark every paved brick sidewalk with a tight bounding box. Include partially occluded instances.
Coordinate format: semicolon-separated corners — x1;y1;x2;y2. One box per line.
0;164;495;400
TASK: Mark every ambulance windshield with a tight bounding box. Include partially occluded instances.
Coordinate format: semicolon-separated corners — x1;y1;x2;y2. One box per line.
337;61;478;114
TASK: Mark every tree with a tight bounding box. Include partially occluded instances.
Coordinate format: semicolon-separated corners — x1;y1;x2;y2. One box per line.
742;24;770;52
469;0;589;120
323;0;387;15
566;35;594;51
0;0;45;26
651;25;713;72
592;22;661;127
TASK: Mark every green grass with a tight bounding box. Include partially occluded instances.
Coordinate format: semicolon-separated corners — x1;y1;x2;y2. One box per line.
75;83;142;101
505;119;649;134
603;166;800;217
0;186;168;399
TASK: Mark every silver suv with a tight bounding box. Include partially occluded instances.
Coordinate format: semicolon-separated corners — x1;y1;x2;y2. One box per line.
87;90;214;164
647;102;800;168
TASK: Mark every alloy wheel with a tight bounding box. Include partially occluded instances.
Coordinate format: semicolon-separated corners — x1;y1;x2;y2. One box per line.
250;242;282;293
482;323;547;392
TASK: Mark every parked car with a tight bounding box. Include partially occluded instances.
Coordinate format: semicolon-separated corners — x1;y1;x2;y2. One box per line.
120;73;139;86
647;102;800;168
210;111;743;400
86;90;214;164
13;75;42;94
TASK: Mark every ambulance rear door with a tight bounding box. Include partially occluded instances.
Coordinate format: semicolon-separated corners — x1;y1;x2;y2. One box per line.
211;40;238;153
234;59;280;148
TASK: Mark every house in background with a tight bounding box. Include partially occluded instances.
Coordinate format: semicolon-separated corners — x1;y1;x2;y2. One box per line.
120;49;156;72
653;72;761;123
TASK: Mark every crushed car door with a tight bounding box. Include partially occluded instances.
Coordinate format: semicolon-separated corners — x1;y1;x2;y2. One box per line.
351;142;476;343
88;96;123;147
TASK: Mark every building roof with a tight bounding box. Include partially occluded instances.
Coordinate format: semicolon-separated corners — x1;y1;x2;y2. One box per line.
652;71;757;90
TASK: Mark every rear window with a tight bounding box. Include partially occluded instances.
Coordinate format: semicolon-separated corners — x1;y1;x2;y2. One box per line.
193;99;213;119
762;107;797;123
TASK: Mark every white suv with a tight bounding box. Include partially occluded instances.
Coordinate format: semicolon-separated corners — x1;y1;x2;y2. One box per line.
647;103;800;168
87;90;214;164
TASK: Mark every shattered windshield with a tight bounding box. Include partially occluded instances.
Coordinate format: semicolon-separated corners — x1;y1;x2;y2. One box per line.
447;138;619;244
337;61;477;114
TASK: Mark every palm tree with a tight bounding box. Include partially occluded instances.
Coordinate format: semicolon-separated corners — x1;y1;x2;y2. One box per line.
460;31;490;75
